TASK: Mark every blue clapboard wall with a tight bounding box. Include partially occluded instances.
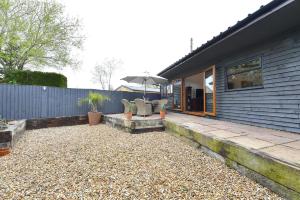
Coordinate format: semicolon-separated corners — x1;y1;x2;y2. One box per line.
215;30;300;133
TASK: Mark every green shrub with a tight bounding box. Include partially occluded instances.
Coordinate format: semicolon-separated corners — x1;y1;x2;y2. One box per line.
78;92;110;112
3;70;67;88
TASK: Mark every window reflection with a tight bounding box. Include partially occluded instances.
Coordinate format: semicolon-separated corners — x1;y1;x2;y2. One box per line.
226;58;263;90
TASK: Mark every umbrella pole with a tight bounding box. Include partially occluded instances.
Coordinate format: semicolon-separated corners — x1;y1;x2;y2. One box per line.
144;81;146;100
144;80;147;118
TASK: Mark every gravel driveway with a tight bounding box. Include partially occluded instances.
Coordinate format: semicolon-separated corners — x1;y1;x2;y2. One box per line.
0;124;281;199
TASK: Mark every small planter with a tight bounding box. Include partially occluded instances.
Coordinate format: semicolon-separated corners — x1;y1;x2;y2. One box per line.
0;148;10;157
88;111;101;125
125;112;133;120
160;111;166;119
78;92;110;126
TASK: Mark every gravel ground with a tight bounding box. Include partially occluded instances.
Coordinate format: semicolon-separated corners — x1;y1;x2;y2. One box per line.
0;124;282;199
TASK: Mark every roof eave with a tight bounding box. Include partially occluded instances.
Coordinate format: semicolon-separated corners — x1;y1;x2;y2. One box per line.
158;0;295;77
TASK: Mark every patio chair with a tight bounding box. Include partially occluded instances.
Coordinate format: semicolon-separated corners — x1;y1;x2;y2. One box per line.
152;99;168;114
121;99;137;115
151;100;160;114
134;99;152;116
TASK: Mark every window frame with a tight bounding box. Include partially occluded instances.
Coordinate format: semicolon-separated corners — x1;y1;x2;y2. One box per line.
225;56;264;91
160;84;167;97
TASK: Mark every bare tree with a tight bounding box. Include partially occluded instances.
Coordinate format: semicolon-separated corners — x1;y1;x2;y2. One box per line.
92;58;122;90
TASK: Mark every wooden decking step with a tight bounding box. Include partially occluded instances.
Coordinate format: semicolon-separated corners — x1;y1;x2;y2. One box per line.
104;114;164;134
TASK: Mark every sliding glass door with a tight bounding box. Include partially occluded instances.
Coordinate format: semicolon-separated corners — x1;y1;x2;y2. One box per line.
204;66;216;116
165;66;216;116
172;79;182;110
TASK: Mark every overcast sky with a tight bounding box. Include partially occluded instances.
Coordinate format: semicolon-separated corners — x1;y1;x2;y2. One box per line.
57;0;272;89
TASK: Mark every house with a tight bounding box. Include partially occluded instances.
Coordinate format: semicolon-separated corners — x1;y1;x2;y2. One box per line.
115;85;160;94
158;0;300;133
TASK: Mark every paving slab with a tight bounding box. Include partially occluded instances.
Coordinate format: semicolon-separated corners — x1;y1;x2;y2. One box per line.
269;130;300;140
208;124;236;130
246;132;295;144
283;140;300;150
228;136;275;149
206;129;244;139
260;145;300;166
182;122;218;133
223;127;248;134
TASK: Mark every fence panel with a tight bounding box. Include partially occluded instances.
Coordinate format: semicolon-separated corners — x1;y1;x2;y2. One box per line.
0;84;161;120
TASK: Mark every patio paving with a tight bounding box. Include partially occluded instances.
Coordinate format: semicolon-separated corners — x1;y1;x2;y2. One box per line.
166;112;300;167
0;124;280;199
164;112;300;199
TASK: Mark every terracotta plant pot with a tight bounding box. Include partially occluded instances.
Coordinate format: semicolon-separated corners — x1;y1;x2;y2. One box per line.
125;112;133;120
88;112;101;125
160;111;166;119
0;148;10;157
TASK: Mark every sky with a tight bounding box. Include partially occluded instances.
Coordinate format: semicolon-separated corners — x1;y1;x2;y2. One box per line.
56;0;272;90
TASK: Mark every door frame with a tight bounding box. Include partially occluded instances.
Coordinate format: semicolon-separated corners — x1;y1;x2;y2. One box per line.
169;65;216;117
204;65;216;116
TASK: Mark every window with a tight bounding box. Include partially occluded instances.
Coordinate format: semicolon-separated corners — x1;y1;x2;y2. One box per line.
167;84;173;95
226;57;263;90
160;84;168;97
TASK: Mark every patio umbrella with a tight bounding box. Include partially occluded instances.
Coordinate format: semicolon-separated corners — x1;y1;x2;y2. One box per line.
121;72;168;99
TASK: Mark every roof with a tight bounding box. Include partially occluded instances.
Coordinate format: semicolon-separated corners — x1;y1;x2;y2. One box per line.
158;0;299;77
115;85;160;93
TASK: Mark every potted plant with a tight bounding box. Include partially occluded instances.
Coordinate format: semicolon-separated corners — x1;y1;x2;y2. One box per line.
160;103;166;119
79;92;110;125
125;103;134;120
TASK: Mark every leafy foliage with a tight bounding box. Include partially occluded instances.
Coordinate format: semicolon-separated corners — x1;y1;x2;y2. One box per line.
79;92;110;112
3;70;67;87
0;0;83;74
128;102;135;113
160;103;166;112
0;115;7;130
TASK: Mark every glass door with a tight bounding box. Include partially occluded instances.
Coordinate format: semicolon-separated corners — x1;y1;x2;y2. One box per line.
172;79;182;111
204;66;216;116
183;72;204;113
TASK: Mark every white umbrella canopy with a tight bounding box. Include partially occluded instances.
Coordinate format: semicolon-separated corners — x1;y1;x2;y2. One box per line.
121;73;168;85
121;72;168;99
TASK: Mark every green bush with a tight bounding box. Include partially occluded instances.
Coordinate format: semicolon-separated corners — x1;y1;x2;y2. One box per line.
3;70;67;88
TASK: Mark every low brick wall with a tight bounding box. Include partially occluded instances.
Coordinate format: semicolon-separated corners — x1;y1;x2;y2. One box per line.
26;115;88;130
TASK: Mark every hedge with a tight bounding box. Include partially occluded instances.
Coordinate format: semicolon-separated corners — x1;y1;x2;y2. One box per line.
3;70;67;88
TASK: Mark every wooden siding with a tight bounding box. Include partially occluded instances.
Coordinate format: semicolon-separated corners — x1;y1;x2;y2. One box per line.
215;30;300;133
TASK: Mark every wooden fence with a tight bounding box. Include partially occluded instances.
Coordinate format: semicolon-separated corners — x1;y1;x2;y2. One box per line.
0;84;160;120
